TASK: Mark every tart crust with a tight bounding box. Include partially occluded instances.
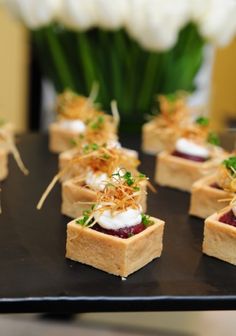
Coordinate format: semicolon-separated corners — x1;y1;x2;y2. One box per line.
203;208;236;266
62;178;147;219
189;175;231;219
66;216;165;277
49;122;83;153
142;120;178;154
0;148;8;181
155;151;217;192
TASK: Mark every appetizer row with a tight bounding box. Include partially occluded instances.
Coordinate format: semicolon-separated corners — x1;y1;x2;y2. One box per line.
142;93;236;267
42;89;165;277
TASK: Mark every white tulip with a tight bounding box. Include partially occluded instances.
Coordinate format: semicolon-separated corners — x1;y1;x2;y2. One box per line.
127;0;191;51
94;0;129;30
191;0;236;46
4;0;62;28
58;0;97;31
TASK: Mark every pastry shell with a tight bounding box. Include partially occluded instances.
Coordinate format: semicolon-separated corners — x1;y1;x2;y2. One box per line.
0;147;8;181
189;175;231;219
155;151;218;192
203;208;236;266
142;120;178;154
49;122;83;153
62;178;147;219
66;216;165;277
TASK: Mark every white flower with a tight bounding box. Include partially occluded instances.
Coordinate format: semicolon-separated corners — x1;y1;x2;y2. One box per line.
58;0;97;30
94;0;129;29
127;0;191;51
4;0;62;29
191;0;236;46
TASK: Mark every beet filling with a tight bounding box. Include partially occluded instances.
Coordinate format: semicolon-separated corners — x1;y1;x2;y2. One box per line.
172;150;207;162
219;210;236;227
210;182;222;190
92;222;146;238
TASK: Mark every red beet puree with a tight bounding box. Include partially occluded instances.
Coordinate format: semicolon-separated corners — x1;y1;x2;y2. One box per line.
92;223;146;238
210;182;222;190
219;210;236;227
172;150;207;162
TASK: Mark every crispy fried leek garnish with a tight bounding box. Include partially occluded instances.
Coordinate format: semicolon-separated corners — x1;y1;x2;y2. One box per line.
153;92;189;128
181;115;221;149
37;145;140;210
56;83;99;121
111;100;120;128
70;100;119;148
75;171;149;228
217;157;236;193
0;129;28;175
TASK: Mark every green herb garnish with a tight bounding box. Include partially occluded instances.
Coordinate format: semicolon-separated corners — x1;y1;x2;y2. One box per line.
83;143;99;154
139;173;146;179
91;143;99;150
123;171;134;186
69;138;78;147
223;157;236;175
102;154;110;160
76;209;93;226
165;93;177;103
195;116;209;126
141;214;154;227
133;186;140;191
207;132;220;146
91;116;104;130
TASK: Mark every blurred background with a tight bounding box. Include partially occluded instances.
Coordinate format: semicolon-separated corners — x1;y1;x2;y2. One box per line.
0;2;236;335
0;4;236;133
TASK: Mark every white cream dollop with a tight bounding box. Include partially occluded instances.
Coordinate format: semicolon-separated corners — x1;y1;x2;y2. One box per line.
106;139;122;149
85;170;108;191
94;207;142;230
175;138;209;159
59;119;86;133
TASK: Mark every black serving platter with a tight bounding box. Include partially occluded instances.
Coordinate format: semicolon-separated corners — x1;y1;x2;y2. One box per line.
0;133;236;314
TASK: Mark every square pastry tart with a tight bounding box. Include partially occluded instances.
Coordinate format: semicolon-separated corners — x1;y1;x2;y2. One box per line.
66;216;164;277
142;93;190;154
189;175;230;219
190;156;236;218
49;90;118;153
203;206;236;266
66;173;164;277
155;123;226;192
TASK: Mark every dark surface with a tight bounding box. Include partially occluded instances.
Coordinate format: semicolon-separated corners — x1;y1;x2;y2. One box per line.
0;133;236;314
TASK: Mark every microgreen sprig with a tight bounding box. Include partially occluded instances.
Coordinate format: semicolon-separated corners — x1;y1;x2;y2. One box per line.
223;156;236;175
83;143;99;154
195;116;209;127
90;116;104;130
76;208;94;227
141;214;154;227
207;132;220;146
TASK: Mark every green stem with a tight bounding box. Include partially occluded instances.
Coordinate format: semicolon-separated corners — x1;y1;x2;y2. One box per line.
137;52;161;112
45;26;75;90
76;32;96;94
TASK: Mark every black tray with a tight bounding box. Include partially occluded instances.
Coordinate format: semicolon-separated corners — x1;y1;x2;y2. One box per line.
0;133;236;314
